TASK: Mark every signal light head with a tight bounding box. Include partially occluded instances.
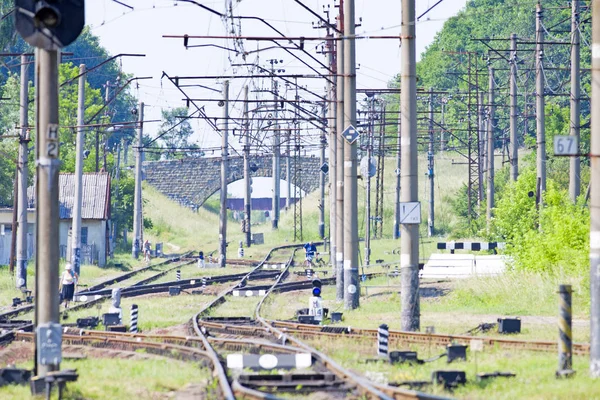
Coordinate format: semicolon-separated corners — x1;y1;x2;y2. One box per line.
312;287;321;297
34;1;61;29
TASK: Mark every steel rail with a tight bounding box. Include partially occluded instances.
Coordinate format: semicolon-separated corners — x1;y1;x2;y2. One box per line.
254;263;403;400
189;245;295;400
0;254;193;322
16;332;211;361
61;328;308;358
190;244;302;399
266;320;591;355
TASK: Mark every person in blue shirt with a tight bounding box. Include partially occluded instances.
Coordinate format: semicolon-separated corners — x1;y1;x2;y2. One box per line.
303;241;317;266
198;251;205;268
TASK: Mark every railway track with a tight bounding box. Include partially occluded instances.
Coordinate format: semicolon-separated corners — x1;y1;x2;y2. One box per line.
1;244;589;399
263;320;591;356
0;253;193;323
0;251;275;399
187;244;444;400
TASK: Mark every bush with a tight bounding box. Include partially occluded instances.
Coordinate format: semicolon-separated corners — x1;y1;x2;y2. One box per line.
491;168;589;275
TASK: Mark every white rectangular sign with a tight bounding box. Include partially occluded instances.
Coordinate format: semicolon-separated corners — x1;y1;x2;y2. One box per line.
553;135;578;156
399;202;421;224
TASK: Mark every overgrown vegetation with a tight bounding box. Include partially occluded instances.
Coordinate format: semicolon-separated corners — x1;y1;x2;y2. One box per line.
491;168;589;275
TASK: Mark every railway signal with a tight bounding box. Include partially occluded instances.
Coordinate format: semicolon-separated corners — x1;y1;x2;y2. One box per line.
15;0;85;50
15;0;85;379
309;278;323;323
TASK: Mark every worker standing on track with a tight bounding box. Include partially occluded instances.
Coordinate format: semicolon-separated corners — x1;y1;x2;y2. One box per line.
143;239;151;263
198;251;205;268
304;241;317;267
59;263;79;309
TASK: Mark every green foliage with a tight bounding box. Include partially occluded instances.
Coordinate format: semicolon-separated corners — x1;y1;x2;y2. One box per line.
155;107;201;159
111;173;134;231
57;63;105;173
491;168;589;275
448;183;485;237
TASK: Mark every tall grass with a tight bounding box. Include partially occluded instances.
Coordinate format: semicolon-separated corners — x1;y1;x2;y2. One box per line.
427;271;590;318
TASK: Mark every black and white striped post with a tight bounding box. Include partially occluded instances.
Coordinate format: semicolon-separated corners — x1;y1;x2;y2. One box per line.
176;270;181;281
557;284;573;376
202;277;207;290
129;304;138;333
378;323;389;357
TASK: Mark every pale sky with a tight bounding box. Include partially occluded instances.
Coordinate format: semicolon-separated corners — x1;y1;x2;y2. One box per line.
84;0;469;149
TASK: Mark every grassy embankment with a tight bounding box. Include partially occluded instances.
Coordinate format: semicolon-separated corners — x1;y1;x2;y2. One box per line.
142;151;492;263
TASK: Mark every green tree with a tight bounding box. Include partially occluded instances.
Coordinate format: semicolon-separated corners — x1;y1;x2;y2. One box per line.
156;107;200;159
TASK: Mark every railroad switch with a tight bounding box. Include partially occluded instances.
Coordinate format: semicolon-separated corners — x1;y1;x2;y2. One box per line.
389;351;420;365
102;313;120;327
330;312;343;323
76;317;99;329
446;344;468;363
431;370;466;389
297;315;319;325
497;318;521;334
168;286;181;296
0;367;31;386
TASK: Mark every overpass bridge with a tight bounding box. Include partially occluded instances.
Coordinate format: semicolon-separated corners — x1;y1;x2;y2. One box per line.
143;155;325;209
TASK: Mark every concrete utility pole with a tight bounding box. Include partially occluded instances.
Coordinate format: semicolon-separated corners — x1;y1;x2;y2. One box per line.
34;47;61;377
319;105;326;239
71;64;85;276
393;110;401;240
335;3;345;302
243;86;252;248
510;33;519;181
219;81;229;268
328;32;337;268
487;65;495;223
428;88;434;237
132;102;144;259
286;127;291;209
440;100;446;153
364;99;373;266
400;0;420;331
10;171;17;275
343;0;359;310
536;3;546;203
478;91;486;185
16;54;29;289
590;0;600;378
272;79;280;229
570;0;581;202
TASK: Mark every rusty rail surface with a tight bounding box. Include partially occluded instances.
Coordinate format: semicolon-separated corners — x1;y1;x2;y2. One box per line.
264;320;590;355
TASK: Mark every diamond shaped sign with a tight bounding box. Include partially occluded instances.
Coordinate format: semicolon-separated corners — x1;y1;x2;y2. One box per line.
341;125;359;144
320;162;329;174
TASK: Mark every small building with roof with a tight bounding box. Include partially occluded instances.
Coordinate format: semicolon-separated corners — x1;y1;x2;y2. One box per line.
0;172;111;267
